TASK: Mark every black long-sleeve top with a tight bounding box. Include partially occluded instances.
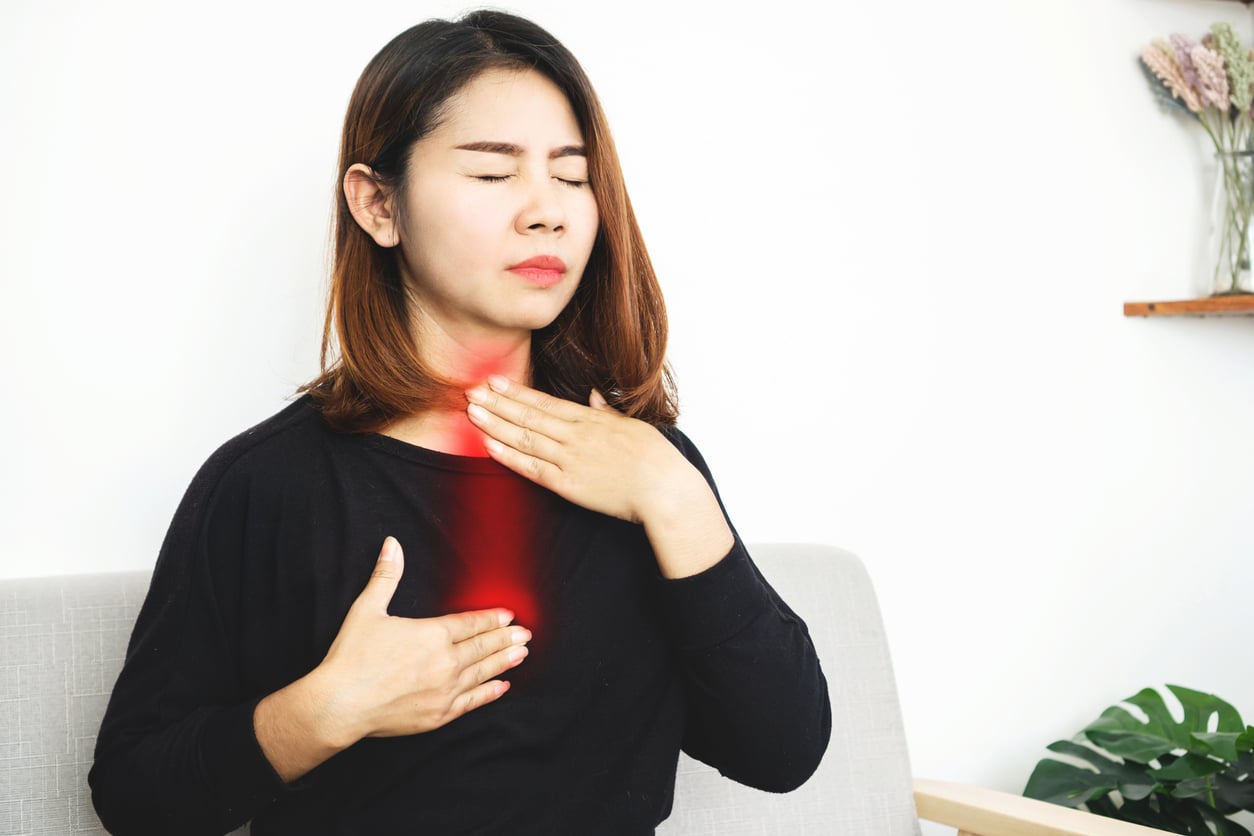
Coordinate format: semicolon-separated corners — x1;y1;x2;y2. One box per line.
89;396;831;835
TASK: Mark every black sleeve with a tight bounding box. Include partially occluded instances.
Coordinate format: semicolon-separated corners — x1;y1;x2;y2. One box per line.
656;428;832;792
89;448;286;836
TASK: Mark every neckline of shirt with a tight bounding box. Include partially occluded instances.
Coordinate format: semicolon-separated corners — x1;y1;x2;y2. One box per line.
362;431;516;475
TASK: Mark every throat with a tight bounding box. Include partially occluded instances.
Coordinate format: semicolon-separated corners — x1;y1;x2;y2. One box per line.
382;409;488;457
386;330;533;455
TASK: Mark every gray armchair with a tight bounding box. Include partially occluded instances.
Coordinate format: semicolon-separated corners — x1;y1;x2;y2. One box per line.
1;545;1169;835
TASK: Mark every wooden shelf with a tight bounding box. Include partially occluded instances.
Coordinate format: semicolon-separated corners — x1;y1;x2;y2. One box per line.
1124;295;1254;317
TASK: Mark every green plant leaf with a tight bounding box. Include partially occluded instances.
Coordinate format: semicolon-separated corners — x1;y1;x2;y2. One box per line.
1154;754;1228;782
1085;687;1241;762
1045;740;1157;800
1089;795;1191;834
1213;770;1254;813
1170;776;1215;801
1196;733;1242;762
1030;686;1254;834
1195;801;1253;836
1023;758;1117;807
1168;686;1244;735
1164;797;1236;836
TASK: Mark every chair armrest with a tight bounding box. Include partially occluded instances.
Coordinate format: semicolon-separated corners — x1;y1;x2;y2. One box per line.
913;779;1175;836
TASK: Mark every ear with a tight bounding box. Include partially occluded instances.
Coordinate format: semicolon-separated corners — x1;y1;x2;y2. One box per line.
343;163;399;248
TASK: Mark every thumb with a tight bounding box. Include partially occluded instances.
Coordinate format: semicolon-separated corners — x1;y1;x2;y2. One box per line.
589;388;611;411
358;536;403;613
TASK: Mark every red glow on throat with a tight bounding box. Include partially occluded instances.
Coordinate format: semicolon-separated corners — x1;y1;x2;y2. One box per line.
443;356;525;457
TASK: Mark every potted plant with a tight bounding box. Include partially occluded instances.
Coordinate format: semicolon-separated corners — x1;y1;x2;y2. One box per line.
1024;685;1254;835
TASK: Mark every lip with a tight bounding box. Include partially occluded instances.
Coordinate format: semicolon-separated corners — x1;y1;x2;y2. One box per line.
507;255;566;288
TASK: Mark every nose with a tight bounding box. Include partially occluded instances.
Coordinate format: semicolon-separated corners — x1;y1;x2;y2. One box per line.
515;177;567;235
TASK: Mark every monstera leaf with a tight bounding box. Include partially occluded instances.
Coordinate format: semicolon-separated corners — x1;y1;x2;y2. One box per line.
1083;686;1243;761
1024;685;1254;836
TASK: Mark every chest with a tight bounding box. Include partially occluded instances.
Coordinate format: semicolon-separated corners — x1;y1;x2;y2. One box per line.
232;464;668;694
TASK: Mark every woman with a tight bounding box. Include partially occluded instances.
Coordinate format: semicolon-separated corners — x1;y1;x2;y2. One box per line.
89;11;831;835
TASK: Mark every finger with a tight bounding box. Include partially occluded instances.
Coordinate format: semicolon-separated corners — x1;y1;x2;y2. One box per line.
355;536;404;614
466;402;564;460
466;386;575;443
440;607;516;643
455;624;532;668
589;389;613;411
449;679;511;721
485;375;586;422
462;644;530;691
483;436;561;491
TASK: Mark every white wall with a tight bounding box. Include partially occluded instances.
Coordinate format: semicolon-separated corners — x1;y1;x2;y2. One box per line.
4;0;1254;826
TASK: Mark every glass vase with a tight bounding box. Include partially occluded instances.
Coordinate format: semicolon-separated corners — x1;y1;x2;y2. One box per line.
1208;149;1254;296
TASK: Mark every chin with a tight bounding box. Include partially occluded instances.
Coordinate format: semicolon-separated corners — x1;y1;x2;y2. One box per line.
518;313;564;332
514;299;576;332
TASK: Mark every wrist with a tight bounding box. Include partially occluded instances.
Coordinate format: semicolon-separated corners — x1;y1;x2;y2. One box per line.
640;470;734;579
636;463;710;528
254;667;360;783
299;663;365;751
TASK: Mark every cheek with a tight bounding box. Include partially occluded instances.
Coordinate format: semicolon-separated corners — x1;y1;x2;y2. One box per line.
445;192;509;242
411;196;507;273
573;197;600;257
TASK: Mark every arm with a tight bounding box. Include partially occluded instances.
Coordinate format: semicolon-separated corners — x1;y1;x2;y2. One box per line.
89;461;286;836
92;463;530;834
655;431;832;792
466;379;832;791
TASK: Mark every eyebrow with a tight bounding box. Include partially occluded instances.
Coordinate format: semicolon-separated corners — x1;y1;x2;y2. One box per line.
454;141;586;159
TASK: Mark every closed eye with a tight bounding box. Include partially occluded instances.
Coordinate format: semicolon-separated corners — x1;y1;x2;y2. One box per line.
472;174;588;188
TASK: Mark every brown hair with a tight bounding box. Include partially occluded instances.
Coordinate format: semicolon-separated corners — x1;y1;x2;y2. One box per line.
303;10;677;432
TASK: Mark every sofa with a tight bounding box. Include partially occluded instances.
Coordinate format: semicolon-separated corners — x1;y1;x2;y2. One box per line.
0;544;1169;835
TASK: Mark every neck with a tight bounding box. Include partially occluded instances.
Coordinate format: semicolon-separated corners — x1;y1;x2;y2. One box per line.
381;325;534;456
434;338;532;389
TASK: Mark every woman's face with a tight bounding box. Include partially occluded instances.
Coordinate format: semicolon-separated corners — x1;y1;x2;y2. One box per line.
394;67;599;350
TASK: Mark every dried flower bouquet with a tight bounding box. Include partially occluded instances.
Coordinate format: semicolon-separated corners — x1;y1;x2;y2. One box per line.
1142;22;1254;295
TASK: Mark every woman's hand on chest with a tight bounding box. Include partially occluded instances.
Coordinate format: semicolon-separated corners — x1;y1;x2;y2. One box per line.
464;377;733;579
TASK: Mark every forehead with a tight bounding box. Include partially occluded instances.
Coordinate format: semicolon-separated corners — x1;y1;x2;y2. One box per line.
434;67;583;142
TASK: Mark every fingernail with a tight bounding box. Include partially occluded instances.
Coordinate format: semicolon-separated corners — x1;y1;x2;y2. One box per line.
466;386;487;404
380;536;398;561
467;403;488;423
511;628;531;643
508;646;529;663
498;610;514;626
487;375;509;392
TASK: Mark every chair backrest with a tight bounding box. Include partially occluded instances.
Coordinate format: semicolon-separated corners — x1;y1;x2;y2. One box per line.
660;543;920;836
0;544;918;835
1;570;151;834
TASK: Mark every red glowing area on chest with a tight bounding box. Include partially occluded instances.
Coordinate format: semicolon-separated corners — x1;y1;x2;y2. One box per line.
442;474;542;632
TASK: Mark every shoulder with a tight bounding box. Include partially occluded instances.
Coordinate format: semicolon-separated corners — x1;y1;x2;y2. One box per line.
176;396;341;521
144;396;346;598
658;424;705;462
206;395;332;474
657;424;721;485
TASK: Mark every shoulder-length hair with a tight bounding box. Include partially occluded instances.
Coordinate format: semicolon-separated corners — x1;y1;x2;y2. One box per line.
303;10;678;432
